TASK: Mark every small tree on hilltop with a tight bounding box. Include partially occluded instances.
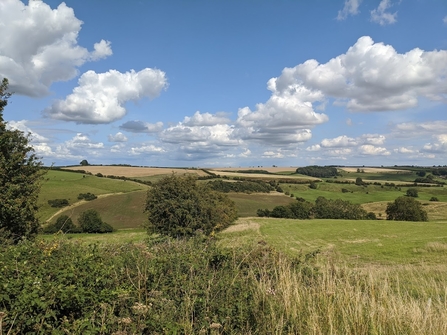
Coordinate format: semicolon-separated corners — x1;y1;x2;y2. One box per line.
0;78;45;243
386;196;428;222
145;174;238;237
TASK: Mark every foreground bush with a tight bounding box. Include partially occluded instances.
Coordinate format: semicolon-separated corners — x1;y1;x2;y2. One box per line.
0;237;296;334
1;237;446;334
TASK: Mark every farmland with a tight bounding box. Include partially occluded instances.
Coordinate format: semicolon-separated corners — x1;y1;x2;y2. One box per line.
4;165;447;333
39;165;447;227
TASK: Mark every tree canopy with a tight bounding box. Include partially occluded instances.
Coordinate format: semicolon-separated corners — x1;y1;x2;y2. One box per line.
0;78;45;243
386;196;428;222
145;174;237;237
296;166;339;178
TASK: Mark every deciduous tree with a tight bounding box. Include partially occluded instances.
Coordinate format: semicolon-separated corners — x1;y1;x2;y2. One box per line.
145;174;237;237
386;196;428;222
0;78;45;243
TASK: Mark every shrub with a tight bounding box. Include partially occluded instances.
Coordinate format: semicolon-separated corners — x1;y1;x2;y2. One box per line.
78;192;97;201
386;196;428;221
430;197;439;201
355;177;364;186
47;198;69;208
314;196;368;220
406;188;419;198
309;182;318;189
42;215;81;234
145;174;237;237
78;209;114;233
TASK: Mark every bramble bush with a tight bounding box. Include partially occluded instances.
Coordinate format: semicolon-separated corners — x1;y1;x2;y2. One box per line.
0;237;317;334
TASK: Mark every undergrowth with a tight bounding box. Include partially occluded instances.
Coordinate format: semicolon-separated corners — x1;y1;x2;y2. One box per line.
0;235;446;334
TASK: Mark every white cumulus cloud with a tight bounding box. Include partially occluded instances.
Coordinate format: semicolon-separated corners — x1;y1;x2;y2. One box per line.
272;36;447;112
44;69;168;124
321;135;357;148
0;0;112;97
108;132;128;142
183;111;231;126
423;134;447;153
358;144;390;156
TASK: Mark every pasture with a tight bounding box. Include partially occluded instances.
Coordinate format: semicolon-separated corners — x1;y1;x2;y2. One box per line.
38;170;146;221
221;217;447;265
40;166;447;229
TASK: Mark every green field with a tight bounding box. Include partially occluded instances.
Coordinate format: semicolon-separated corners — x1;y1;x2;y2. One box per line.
39;167;447;229
38;170;147;221
224;218;447;265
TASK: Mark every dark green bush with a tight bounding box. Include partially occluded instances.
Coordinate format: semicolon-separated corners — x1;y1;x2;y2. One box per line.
78;209;113;233
406;188;419;198
430;197;439;201
314;196;368;220
77;192;97;201
47;198;69;208
42;215;81;234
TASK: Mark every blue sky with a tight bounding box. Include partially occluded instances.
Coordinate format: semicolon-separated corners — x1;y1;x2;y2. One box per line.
1;0;446;167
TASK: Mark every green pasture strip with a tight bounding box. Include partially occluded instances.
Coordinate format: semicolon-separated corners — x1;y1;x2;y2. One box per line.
228;192;296;217
40;228;147;244
38;170;147;221
250;218;447;265
281;182;447;204
46;190;148;229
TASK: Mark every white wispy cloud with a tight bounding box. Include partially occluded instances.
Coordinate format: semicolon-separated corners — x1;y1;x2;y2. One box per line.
337;0;363;20
371;0;397;25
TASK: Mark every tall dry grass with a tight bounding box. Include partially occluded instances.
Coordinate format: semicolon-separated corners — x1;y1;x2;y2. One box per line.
251;253;447;334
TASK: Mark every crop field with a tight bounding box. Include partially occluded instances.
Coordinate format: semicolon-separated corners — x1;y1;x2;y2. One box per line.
63;165;209;177
210;166;298;173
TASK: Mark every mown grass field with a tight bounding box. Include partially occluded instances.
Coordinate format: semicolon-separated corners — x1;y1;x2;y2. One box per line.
223;218;447;265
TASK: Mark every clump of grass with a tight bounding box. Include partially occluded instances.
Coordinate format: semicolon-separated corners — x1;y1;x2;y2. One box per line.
425;242;447;252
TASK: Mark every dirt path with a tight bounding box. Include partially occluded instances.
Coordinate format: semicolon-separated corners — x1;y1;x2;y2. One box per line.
45;192;124;223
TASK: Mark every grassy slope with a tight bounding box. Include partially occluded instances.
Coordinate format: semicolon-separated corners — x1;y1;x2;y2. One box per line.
225;218;447;265
38;170;147;221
